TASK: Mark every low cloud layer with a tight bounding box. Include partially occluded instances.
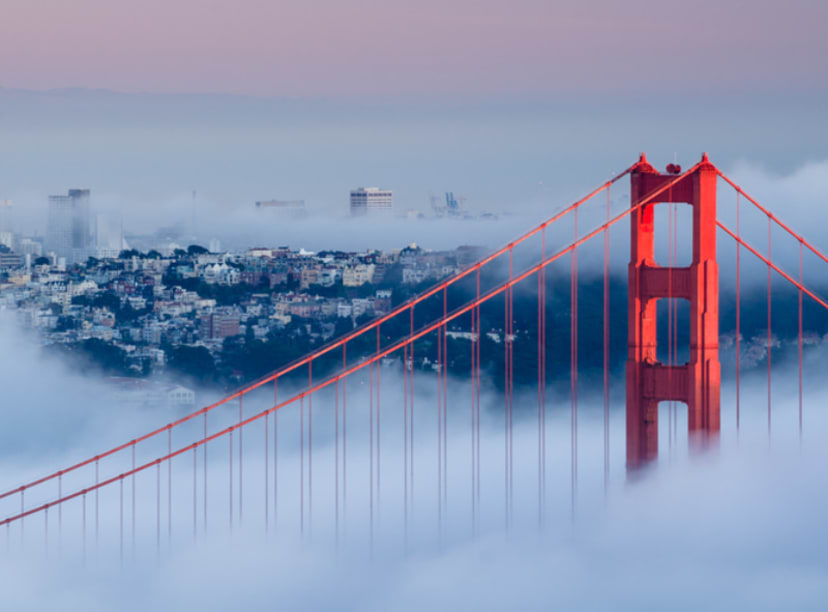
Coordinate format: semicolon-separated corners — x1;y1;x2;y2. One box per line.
1;310;828;610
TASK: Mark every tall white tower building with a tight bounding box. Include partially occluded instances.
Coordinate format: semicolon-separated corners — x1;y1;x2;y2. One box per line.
47;189;93;264
350;187;392;216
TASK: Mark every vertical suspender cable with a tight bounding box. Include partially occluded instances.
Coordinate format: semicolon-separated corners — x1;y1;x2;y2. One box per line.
95;460;99;552
300;398;304;536
95;459;100;554
767;216;772;442
370;358;374;551
508;249;514;517
571;208;578;518
541;228;547;512
273;377;279;530
239;398;243;525
308;363;313;534
476;270;481;510
412;309;417;503
229;430;233;529
437;320;442;538
58;474;62;556
368;356;374;553
471;304;476;533
342;345;347;524
603;189;610;492
798;240;803;441
504;265;509;528
377;326;381;517
82;493;86;565
133;442;137;553
156;461;160;560
168;428;172;545
736;192;741;434
404;341;409;543
202;415;207;535
335;375;339;544
537;254;542;527
193;446;197;542
265;411;269;533
441;288;448;513
120;478;124;564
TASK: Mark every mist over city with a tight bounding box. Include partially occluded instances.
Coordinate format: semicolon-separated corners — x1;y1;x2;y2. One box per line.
1;1;828;610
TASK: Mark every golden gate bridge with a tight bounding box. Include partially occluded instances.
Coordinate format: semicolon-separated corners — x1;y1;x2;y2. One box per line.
2;153;826;559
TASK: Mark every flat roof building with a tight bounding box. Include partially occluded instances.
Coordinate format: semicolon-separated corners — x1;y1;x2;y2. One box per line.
47;189;93;265
350;188;392;216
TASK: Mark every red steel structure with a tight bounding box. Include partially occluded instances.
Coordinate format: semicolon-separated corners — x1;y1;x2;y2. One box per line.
626;154;721;468
1;154;827;555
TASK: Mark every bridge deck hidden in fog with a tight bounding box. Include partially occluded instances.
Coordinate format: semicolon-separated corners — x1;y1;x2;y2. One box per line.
3;153;827;556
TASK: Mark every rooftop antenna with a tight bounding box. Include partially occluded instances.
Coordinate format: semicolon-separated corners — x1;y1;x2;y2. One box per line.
191;190;197;239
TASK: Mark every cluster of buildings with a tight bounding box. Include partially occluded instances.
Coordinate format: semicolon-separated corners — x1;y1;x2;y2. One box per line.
0;189;123;269
0;238;484;378
1;185;492;283
254;188;394;218
0;186;492;408
0;181;516;420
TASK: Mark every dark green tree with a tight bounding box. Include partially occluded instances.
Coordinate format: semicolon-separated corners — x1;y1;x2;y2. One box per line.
167;345;217;384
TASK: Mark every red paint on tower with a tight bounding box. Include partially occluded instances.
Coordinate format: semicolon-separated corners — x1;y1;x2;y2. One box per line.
626;153;721;469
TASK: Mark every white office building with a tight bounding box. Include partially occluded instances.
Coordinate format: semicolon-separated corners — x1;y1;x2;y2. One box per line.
47;189;93;265
350;187;392;216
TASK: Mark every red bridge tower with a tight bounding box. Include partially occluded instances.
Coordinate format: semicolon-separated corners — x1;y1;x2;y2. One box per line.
626;153;721;468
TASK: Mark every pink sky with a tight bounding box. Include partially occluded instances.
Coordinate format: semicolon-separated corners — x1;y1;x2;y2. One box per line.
1;0;827;97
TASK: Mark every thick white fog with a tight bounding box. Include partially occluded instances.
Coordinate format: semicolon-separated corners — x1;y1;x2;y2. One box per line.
1;304;828;610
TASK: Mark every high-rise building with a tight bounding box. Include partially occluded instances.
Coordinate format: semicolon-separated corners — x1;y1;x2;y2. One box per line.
47;189;93;264
350;187;392;216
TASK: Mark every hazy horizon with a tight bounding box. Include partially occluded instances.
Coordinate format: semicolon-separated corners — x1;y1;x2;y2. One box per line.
1;86;827;254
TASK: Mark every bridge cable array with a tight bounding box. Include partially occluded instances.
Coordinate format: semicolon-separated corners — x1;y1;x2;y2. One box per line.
3;159;827;559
